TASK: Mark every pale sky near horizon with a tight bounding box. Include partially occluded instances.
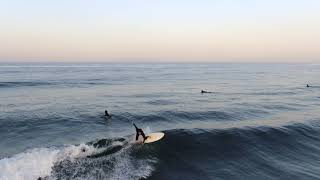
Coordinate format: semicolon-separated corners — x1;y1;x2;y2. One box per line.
0;0;320;63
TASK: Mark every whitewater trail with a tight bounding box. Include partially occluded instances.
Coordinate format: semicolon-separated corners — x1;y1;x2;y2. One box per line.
0;144;96;180
0;137;157;180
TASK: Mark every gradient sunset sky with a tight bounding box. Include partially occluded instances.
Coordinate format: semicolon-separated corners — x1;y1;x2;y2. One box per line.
0;0;319;63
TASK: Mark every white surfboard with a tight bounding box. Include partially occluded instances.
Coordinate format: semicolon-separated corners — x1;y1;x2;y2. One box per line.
144;132;165;144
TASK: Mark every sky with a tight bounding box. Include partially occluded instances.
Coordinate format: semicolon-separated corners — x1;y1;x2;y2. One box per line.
0;0;319;63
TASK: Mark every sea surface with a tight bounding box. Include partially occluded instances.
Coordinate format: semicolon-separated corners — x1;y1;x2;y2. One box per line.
1;63;320;180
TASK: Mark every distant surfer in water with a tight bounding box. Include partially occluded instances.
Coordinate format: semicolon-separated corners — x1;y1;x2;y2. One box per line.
133;123;149;143
307;84;310;88
105;110;111;118
201;90;212;93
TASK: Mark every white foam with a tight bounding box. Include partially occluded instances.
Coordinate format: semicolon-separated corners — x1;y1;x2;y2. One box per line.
59;144;96;160
0;148;59;180
103;143;156;180
109;153;156;180
145;126;152;135
0;144;96;180
0;141;156;180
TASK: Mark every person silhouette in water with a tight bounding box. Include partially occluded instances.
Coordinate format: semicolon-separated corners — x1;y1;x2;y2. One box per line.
105;110;112;119
133;123;149;143
201;90;212;93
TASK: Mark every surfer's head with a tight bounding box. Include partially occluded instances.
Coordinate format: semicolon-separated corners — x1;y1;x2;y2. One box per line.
105;110;110;116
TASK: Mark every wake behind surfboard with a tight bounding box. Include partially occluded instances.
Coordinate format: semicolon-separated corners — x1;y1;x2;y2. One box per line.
144;132;165;143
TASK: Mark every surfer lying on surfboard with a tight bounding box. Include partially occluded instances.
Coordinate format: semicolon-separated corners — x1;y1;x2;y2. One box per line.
133;123;149;143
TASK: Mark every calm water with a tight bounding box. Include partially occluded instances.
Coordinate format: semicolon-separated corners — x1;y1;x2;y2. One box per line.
1;63;320;180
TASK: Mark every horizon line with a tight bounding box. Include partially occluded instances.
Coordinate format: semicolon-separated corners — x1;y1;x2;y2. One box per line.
1;58;320;64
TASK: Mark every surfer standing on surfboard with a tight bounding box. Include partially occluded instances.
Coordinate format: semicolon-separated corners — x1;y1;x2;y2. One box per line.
133;123;149;143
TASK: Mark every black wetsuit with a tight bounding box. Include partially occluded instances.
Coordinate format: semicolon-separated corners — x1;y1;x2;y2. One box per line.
104;110;112;119
133;123;148;142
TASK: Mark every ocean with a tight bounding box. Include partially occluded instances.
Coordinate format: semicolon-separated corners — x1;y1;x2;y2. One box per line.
1;63;320;180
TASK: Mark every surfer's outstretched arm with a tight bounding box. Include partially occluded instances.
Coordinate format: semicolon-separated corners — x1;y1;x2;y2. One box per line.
133;123;138;130
133;123;139;140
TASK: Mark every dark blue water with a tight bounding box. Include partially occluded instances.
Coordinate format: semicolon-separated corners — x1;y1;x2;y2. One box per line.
1;63;320;180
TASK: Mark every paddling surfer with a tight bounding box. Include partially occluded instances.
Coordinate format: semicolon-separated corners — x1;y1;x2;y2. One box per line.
201;90;212;93
133;123;149;143
105;110;112;118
